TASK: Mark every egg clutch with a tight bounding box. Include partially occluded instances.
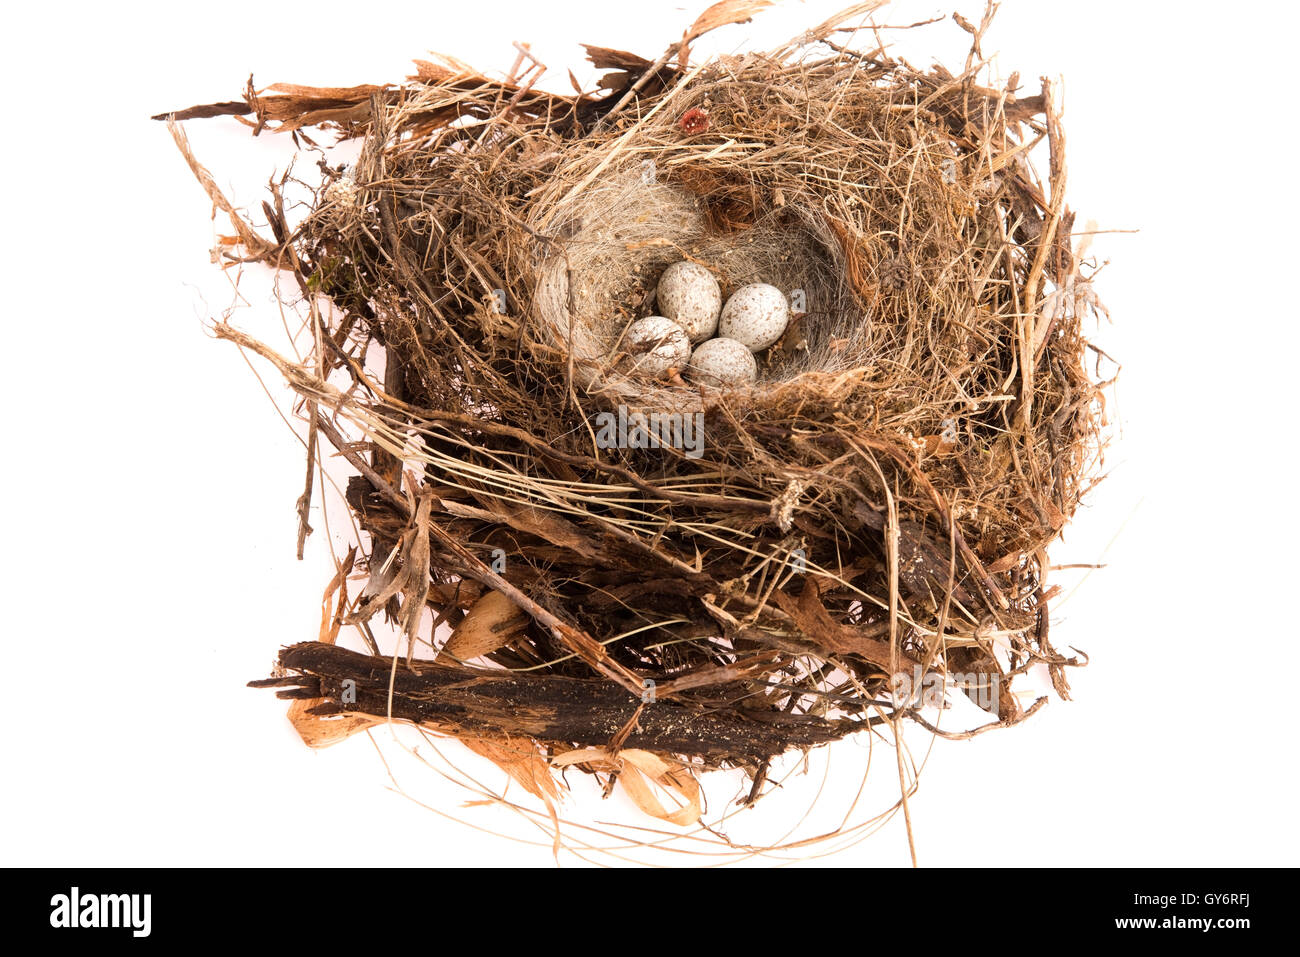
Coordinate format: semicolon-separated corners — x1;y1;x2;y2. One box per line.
622;261;791;388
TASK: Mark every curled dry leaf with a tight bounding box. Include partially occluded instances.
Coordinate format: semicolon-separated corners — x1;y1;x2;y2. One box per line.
552;747;701;826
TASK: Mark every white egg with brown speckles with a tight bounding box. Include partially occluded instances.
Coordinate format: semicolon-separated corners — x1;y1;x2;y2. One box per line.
687;337;757;388
718;283;789;351
624;316;690;377
656;261;721;343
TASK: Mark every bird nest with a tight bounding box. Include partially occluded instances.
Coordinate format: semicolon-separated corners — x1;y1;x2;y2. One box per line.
163;1;1113;839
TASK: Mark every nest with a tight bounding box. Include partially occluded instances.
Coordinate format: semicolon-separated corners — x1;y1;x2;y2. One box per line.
165;2;1112;835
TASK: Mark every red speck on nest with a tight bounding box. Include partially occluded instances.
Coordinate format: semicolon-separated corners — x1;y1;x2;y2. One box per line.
679;108;710;134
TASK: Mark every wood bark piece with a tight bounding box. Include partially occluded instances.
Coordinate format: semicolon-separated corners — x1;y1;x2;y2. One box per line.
251;642;859;766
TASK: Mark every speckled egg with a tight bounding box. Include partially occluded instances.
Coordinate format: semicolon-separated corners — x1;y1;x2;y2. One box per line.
656;261;722;343
624;316;690;377
718;283;790;351
687;337;758;388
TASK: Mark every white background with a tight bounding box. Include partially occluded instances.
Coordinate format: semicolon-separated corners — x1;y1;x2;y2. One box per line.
2;0;1296;866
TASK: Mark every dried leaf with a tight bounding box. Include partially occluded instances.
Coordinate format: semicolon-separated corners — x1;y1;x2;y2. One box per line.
551;748;700;826
685;0;774;43
463;736;563;855
581;46;653;71
948;646;1020;720
287;709;385;748
985;550;1024;574
443;590;529;660
264;82;387;99
317;546;357;645
774;578;919;671
289;547;365;747
410;52;478;82
463;736;561;806
618;750;701;826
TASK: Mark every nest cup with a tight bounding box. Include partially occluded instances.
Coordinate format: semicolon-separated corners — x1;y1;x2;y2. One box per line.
530;164;853;409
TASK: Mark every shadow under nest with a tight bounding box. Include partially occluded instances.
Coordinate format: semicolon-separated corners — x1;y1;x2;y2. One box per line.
168;10;1111;796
